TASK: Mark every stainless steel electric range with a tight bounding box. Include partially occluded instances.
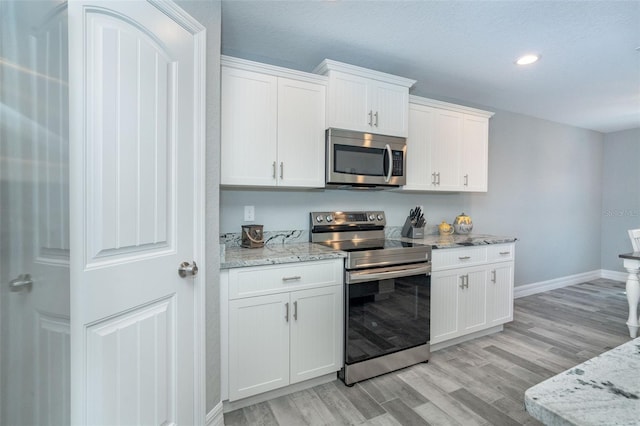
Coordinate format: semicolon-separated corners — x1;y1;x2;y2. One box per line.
310;210;432;385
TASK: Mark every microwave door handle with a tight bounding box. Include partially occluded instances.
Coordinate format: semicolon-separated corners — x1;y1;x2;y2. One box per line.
384;144;392;183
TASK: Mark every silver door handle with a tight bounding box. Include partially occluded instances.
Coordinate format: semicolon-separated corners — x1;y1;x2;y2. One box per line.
491;270;497;283
374;111;379;127
9;274;33;293
368;110;373;126
464;174;469;186
431;172;436;185
346;263;431;285
178;261;198;278
384;144;393;183
280;162;284;180
293;301;298;320
282;276;301;282
285;302;289;322
436;172;441;185
272;161;276;179
458;256;471;260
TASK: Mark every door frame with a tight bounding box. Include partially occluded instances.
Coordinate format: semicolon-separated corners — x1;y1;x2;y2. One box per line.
68;0;207;423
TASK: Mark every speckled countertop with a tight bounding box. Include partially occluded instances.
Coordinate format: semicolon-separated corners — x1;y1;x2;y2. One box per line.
524;337;640;425
220;230;516;269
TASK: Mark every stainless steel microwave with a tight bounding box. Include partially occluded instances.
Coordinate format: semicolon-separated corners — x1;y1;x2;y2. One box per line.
325;128;407;188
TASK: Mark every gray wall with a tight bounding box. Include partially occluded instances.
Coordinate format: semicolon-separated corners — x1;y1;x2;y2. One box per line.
600;128;640;272
221;109;606;287
176;0;222;414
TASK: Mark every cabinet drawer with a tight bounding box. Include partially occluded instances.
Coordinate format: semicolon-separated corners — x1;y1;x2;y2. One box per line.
487;244;515;263
432;246;487;271
228;259;343;299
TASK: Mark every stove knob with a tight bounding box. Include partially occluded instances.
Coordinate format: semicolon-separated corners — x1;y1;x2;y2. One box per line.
326;215;333;223
377;214;384;221
369;214;375;221
315;215;323;223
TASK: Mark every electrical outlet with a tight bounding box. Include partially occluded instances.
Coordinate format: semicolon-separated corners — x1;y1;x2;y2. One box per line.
244;205;255;221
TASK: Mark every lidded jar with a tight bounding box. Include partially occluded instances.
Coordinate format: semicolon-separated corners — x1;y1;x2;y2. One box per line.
453;212;473;234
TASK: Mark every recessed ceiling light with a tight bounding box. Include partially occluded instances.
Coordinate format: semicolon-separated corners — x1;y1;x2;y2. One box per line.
515;54;540;65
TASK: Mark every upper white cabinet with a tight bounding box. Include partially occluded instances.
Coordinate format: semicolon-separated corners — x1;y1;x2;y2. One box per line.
221;56;326;188
314;59;416;137
403;97;494;192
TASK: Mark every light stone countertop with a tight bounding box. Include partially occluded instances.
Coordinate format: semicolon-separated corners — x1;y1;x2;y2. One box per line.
220;231;516;269
524;337;640;425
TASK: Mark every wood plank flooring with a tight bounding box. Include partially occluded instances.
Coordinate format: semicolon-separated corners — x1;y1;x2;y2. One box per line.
223;278;631;425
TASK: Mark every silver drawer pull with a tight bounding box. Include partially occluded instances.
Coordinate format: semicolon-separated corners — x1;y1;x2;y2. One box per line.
282;276;301;282
499;251;511;255
458;256;471;260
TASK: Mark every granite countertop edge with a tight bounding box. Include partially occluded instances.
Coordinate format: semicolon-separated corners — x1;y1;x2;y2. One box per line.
220;233;517;270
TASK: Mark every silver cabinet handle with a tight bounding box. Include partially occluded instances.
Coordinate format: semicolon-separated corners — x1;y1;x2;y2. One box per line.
282;276;301;282
9;273;33;293
431;172;436;185
499;251;511;255
491;270;497;283
436;172;441;185
459;275;465;289
293;301;298;320
178;261;198;278
465;274;469;288
464;174;469;186
285;302;289;322
374;111;379;127
272;161;276;179
458;256;471;260
280;162;284;180
368;110;373;126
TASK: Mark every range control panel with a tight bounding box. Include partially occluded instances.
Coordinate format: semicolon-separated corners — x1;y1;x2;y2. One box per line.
310;211;386;227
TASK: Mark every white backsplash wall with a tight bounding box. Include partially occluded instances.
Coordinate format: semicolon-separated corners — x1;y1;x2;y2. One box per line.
220;188;465;235
220;108;607;289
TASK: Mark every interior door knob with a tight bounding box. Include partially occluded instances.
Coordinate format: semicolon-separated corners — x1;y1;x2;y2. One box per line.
178;261;198;278
9;273;33;293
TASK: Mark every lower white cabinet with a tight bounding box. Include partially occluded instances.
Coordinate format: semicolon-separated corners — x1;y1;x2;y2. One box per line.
222;259;343;401
431;243;515;344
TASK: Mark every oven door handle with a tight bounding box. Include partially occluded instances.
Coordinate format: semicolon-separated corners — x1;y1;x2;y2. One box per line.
346;263;431;285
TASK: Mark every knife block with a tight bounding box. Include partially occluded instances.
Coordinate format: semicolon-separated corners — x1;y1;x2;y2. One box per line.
401;216;425;239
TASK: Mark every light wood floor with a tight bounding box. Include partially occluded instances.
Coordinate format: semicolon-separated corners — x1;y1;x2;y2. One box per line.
224;278;630;425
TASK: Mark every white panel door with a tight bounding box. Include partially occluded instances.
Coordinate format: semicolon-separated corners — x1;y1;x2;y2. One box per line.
327;71;370;132
289;285;342;384
459;268;488;334
228;293;290;401
372;81;409;137
404;103;436;190
432;110;463;190
430;271;460;344
461;114;489;192
277;77;326;188
68;1;205;425
1;3;71;425
221;67;278;186
487;263;514;326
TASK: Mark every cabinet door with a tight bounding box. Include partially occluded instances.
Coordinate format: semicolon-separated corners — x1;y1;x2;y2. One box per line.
289;285;343;384
432;110;463;190
461;114;489;192
221;67;277;186
459;269;488;334
228;293;290;401
487;262;514;326
430;271;461;344
371;81;409;137
403;104;436;190
277;77;326;188
326;71;370;132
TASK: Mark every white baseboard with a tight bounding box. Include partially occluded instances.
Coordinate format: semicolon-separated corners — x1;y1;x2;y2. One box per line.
600;269;628;282
206;401;224;426
514;270;602;299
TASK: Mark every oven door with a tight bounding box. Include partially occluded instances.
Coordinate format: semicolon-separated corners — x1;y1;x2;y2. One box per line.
344;263;431;365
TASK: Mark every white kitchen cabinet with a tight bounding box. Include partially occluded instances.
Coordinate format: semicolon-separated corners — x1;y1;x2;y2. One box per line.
431;243;515;345
314;59;416;137
221;56;326;188
222;259;343;402
403;97;493;192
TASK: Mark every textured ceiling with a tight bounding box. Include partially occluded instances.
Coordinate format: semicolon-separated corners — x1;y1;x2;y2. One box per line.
221;0;640;134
